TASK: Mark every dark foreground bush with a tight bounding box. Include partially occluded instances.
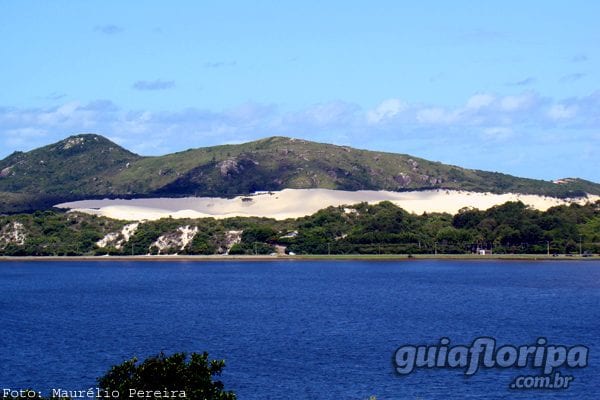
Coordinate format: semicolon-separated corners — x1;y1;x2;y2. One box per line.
2;352;236;400
98;352;236;400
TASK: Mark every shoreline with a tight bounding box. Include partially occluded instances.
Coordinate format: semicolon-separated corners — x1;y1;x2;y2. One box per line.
0;254;597;262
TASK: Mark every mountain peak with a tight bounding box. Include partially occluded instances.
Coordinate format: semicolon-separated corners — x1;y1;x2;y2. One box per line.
0;133;140;205
52;133;128;153
250;136;298;144
57;134;97;151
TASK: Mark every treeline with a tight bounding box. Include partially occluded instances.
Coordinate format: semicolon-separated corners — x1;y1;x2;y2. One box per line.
0;200;598;256
0;211;291;256
285;201;600;255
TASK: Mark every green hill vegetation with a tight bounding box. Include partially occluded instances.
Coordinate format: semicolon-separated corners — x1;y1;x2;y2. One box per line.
0;134;139;212
1;200;598;256
1;134;598;213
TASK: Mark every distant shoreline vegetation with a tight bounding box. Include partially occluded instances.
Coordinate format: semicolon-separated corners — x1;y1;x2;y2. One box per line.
1;200;599;257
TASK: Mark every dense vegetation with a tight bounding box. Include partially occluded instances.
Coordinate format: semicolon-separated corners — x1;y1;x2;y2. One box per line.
1;352;235;400
1;200;598;256
98;352;236;400
286;201;600;255
1;134;598;213
0;211;126;256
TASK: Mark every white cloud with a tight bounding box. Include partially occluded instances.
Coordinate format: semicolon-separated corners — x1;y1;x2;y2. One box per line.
37;102;81;125
3;128;48;148
499;93;536;112
465;93;495;110
284;101;359;128
547;104;577;120
225;102;276;123
416;107;458;125
366;98;407;124
482;126;514;141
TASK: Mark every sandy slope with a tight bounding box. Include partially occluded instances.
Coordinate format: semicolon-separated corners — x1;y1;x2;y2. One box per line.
55;189;600;221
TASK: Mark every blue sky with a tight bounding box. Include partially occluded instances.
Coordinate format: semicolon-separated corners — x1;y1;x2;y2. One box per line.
1;1;599;181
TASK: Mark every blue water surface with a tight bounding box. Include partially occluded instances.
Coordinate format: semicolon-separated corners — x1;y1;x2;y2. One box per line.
0;260;598;399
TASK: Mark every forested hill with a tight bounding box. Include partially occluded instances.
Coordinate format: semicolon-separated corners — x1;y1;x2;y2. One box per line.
1;134;599;213
1;200;598;256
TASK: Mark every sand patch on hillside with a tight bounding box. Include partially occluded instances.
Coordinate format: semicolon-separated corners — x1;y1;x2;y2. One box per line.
55;189;599;221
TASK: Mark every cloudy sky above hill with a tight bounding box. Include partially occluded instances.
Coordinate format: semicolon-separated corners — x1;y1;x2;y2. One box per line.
1;1;598;181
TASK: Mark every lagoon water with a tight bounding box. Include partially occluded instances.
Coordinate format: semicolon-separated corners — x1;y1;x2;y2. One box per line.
0;260;598;399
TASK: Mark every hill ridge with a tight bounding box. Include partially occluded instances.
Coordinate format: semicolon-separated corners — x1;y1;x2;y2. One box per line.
0;134;598;214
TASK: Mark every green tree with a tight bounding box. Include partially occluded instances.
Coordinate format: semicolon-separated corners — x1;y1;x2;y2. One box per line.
241;225;277;244
452;207;483;229
98;352;236;400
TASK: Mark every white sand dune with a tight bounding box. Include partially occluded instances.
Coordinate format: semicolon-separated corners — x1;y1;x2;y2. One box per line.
55;189;600;221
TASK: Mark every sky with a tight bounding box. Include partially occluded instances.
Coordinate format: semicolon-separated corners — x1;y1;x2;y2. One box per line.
1;1;599;181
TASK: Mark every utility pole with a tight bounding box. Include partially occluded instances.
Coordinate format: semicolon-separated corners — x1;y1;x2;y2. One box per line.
546;241;550;256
